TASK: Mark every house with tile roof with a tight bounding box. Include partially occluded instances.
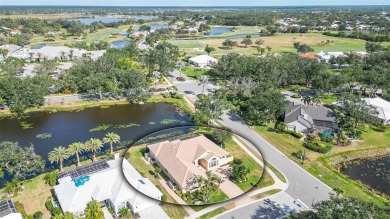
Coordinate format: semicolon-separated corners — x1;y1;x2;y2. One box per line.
146;135;233;193
53;155;168;218
284;102;338;133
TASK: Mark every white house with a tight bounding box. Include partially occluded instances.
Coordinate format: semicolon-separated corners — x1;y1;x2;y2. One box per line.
189;55;218;68
364;97;390;125
317;51;346;62
0;199;23;219
53;155;169;218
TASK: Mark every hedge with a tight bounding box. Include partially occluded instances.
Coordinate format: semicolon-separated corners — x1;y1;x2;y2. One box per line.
304;142;332;153
283;130;304;139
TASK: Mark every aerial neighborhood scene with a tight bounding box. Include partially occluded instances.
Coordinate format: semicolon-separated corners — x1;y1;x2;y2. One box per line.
0;0;389;219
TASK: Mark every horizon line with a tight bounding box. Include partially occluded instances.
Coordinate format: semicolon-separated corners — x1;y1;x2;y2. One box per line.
1;4;389;7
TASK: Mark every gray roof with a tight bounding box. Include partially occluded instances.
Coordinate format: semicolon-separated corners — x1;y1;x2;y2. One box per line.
284;102;338;129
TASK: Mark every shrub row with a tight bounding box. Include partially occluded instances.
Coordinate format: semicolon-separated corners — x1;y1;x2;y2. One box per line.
283;130;304;139
304;142;332;154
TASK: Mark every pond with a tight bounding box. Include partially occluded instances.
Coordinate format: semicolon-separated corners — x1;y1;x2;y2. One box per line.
136;23;168;31
31;44;47;49
0;103;192;168
68;18;127;25
340;155;390;196
205;27;232;35
129;15;158;20
110;40;132;49
118;32;130;36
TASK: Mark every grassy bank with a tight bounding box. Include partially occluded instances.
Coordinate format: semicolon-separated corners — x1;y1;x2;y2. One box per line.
253;124;389;204
223;139;263;191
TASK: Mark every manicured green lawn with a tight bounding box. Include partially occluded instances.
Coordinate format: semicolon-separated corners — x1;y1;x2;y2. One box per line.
253;124;389;204
170;32;367;57
319;94;339;105
224;140;263;191
209;189;229;203
181;67;209;79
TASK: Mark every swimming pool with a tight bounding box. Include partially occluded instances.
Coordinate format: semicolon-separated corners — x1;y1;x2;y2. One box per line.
73;175;90;187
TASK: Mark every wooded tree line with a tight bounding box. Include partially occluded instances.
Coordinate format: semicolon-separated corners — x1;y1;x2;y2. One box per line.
323;31;390;42
0;42;180;115
202;50;390;126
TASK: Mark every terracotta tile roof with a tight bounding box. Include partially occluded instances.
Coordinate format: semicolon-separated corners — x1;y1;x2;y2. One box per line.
299;54;320;60
147;135;230;188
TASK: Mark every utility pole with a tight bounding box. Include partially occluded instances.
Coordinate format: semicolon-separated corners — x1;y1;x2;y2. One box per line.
302;149;306;164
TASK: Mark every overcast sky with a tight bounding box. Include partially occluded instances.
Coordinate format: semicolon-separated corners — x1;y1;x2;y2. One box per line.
1;0;389;6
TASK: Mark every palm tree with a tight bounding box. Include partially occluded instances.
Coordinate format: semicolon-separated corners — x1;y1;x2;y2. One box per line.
69;49;74;61
48;146;70;172
85;138;103;161
37;52;42;62
103;132;120;154
119;207;129;218
266;46;272;53
29;52;34;62
302;96;313;105
85;200;104;219
312;95;321;105
198;75;209;95
67;142;85;166
60;51;66;61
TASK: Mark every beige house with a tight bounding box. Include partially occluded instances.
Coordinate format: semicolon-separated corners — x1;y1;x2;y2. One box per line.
146;135;233;193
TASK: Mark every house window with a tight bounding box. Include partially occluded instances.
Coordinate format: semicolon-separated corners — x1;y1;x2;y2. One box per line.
209;158;218;168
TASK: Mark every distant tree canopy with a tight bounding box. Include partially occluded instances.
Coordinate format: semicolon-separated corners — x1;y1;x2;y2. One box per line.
293;42;314;54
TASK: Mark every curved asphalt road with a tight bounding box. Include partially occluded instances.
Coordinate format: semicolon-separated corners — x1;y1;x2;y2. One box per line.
219;111;332;206
170;72;332;218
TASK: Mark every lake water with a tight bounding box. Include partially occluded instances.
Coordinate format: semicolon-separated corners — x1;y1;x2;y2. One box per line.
129;15;157;20
110;40;132;49
340;155;390;196
138;23;168;31
205;27;232;35
68;18;127;25
31;44;47;49
0;103;192;167
118;32;130;36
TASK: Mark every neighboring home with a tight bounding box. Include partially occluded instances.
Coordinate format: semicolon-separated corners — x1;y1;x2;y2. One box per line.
0;44;22;55
363;97;390;125
9;29;21;36
284;102;338;133
299;53;320;61
189;55;218;68
53;155;168;218
317;51;346;62
0;199;23;219
146;135;233;193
